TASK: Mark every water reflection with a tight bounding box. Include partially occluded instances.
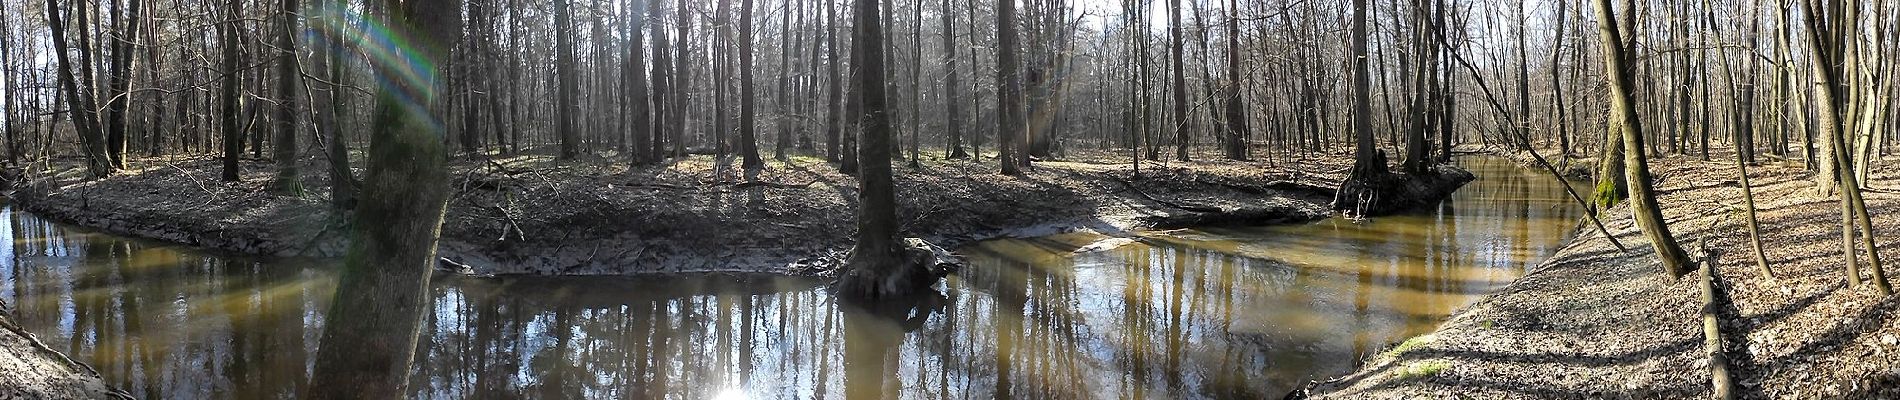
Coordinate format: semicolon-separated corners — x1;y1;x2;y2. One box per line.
0;157;1580;399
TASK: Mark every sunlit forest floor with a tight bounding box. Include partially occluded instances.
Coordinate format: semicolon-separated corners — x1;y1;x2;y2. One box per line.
1317;149;1900;399
10;146;1354;276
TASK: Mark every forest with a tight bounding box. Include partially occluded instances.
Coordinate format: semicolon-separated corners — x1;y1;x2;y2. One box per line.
0;0;1896;397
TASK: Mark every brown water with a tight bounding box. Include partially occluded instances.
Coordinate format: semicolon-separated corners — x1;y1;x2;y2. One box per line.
0;156;1583;399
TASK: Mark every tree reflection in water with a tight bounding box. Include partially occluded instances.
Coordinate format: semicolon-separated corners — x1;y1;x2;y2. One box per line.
0;157;1585;399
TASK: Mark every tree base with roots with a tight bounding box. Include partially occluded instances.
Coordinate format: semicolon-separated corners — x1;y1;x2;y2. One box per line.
833;238;960;301
1331;153;1476;218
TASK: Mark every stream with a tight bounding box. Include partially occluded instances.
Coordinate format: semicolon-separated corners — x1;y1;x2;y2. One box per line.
0;156;1585;399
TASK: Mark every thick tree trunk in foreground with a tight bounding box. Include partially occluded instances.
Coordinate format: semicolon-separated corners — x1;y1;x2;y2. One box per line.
1336;0;1386;215
307;0;460;397
1593;0;1692;278
836;0;927;300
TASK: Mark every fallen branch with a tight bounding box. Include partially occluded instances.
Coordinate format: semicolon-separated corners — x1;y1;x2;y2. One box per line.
1699;241;1735;400
1108;176;1224;213
1517;145;1628;252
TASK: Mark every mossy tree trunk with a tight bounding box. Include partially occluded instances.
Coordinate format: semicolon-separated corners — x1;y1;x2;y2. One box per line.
307;0;460;397
1593;0;1693;277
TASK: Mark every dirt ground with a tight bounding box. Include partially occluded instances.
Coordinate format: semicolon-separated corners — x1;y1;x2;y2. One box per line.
1309;149;1900;399
0;300;126;399
7;148;1366;276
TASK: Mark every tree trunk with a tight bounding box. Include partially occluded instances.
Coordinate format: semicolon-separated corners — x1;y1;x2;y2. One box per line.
323;0;357;209
825;0;843;163
1348;0;1378;171
105;0;143;169
220;0;243;182
649;0;672;160
835;0;910;300
1800;0;1891;294
1593;0;1692;277
307;0;460;397
943;0;967;159
1221;0;1249;160
1170;0;1188;161
997;0;1022;176
46;0;112;178
673;0;691;157
774;0;793;162
740;0;763;173
628;0;653;165
555;0;580;159
271;0;303;195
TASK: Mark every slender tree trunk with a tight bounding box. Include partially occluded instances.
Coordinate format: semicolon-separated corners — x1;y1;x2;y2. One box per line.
270;0;303;194
220;0;243;182
826;0;843;163
1704;0;1774;280
105;0;143;169
1801;0;1891;294
628;0;653;165
1594;0;1693;277
46;0;112;178
1221;0;1248;160
998;0;1022;176
322;0;356;208
674;0;691;157
1170;0;1188;161
774;0;793;162
740;0;763;173
907;0;922;168
943;0;967;159
1551;1;1571;159
649;0;672;160
555;0;580;159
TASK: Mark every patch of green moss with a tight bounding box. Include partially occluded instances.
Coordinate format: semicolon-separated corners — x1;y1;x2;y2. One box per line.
1385;334;1435;358
1392;360;1451;381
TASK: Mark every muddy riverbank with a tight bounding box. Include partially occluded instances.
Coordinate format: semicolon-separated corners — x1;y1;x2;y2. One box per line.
7;150;1447;276
0;301;125;399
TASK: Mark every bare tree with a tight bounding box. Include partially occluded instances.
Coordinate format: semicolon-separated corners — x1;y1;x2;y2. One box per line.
998;0;1023;176
1593;0;1692;277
